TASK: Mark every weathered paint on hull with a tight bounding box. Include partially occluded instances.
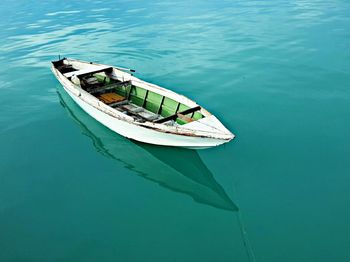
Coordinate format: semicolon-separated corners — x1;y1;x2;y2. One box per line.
51;59;233;149
63;86;228;149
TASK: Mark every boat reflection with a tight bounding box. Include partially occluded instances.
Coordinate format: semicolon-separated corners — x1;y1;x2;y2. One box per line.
57;87;237;212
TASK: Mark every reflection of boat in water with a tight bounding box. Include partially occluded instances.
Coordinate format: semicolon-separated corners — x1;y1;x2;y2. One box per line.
57;86;238;212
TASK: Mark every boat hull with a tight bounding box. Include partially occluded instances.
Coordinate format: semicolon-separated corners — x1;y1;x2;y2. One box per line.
52;62;232;149
61;85;227;149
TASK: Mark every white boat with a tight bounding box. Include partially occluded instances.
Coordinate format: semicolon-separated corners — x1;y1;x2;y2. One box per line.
51;58;234;149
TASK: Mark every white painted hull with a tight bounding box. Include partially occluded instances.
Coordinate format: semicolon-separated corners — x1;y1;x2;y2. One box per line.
65;86;225;148
52;60;234;149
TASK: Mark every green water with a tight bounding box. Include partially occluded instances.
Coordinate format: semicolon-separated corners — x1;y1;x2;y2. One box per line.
1;1;350;261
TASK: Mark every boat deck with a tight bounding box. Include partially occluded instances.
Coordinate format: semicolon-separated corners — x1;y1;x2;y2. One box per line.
80;76;167;123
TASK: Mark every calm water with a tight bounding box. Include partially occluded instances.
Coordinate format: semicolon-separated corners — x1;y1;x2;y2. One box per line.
1;1;350;261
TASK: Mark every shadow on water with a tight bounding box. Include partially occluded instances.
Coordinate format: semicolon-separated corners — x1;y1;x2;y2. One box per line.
57;86;238;212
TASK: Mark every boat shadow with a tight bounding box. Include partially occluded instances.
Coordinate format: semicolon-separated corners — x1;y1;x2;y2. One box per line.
57;86;238;212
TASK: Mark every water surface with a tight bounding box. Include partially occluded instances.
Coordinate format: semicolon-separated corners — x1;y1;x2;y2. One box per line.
1;1;350;261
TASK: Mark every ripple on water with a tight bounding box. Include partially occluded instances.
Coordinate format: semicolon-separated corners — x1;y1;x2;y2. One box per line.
0;1;350;261
0;0;349;134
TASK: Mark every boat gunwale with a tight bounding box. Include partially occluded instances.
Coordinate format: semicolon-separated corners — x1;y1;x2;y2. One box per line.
66;58;211;116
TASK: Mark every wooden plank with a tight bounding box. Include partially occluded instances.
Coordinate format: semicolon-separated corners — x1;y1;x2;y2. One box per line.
157;96;165;114
126;85;133;100
178;113;193;123
153;105;201;124
175;102;180;113
99;93;125;104
142;90;149;108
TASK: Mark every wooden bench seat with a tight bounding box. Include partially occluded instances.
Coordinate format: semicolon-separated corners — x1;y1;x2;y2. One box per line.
98;93;125;104
153;106;201;124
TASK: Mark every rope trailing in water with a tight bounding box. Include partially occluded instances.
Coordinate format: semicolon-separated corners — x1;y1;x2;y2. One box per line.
237;210;257;262
230;178;257;262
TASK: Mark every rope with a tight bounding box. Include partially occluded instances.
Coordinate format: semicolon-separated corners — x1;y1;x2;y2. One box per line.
231;178;257;262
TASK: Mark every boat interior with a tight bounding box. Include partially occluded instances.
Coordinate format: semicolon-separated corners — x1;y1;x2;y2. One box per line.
54;61;204;125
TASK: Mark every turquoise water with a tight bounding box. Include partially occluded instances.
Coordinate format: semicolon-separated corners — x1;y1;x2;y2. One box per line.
1;1;350;261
